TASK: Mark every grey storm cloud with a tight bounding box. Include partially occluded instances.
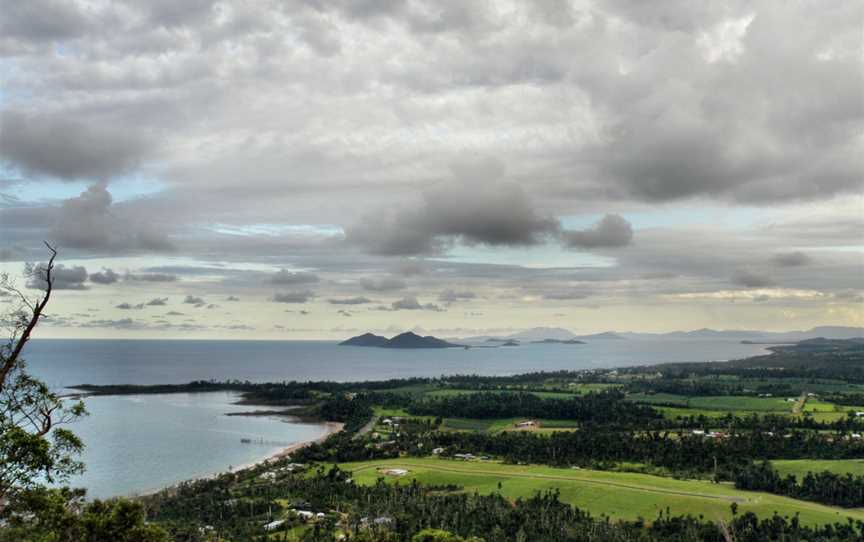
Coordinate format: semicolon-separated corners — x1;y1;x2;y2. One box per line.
562;215;634;249
48;184;174;254
116;302;144;310
771;251;811;267
390;296;444;312
732;269;776;289
273;290;315;303
27;263;88;290
328;296;373;305
183;295;206;305
89;268;120;284
0;0;860;326
347;178;559;256
0;111;148;181
270;270;320;285
146;297;169;306
226;295;241;301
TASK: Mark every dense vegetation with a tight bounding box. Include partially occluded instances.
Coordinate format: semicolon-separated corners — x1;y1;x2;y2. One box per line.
735;461;864;508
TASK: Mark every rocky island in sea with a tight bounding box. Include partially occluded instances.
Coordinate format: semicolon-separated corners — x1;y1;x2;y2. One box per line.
339;331;462;349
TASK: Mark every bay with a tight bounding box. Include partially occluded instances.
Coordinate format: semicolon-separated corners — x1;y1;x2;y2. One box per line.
22;338;770;498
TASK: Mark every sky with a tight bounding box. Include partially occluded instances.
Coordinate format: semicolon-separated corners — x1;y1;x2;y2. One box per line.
0;0;862;339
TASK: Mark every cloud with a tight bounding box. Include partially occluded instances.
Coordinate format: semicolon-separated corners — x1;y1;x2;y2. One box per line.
126;272;178;282
89;268;120;284
49;184;174;253
116;302;144;310
731;269;776;289
391;296;444;311
771;251;811;267
273;290;315;303
0;111;148;181
146;297;168;306
328;296;373;305
438;289;477;303
183;295;206;305
226;295;241;301
347;174;559;256
562;214;634;249
27;263;88;290
270;270;320;285
542;291;590;300
361;277;407;292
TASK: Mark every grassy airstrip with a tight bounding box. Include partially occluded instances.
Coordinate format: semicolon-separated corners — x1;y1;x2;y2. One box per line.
337;457;864;527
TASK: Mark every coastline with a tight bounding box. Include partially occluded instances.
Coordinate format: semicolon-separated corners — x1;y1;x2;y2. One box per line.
135;420;344;498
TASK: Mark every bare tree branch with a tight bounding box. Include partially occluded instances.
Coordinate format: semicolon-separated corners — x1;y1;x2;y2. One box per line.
0;242;56;392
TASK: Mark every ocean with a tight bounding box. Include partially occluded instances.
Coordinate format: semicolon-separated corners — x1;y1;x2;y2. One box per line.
23;338;770;498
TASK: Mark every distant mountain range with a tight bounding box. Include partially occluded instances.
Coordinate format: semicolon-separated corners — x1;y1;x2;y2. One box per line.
453;326;864;344
340;331;461;349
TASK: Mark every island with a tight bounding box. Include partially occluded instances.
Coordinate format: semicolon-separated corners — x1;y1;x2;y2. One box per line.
340;331;463;349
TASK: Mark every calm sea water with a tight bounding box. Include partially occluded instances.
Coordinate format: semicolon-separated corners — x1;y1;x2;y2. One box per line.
25;339;770;388
23;339;769;498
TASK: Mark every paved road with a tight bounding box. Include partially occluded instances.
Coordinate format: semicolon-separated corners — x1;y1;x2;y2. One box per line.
353;415;379;439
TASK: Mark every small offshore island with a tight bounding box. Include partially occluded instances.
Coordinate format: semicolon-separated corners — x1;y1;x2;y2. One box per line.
339;331;463;348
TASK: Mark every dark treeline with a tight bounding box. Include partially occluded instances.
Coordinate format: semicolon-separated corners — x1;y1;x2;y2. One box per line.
823;393;864;407
425;430;864;477
734;461;864;508
406;391;661;425
146;466;864;542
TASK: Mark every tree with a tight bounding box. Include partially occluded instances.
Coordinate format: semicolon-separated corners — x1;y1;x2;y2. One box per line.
0;244;86;501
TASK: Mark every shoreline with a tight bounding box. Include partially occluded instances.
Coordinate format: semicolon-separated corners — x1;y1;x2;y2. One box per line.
134;420;344;498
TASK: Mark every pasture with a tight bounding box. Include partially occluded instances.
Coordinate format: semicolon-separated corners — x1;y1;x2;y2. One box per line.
337;457;864;527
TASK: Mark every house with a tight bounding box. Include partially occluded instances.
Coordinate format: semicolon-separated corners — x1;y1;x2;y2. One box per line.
692;430;705;436
294;510;315;520
264;520;286;531
855;412;864;417
453;453;475;460
259;471;277;480
432;447;445;455
381;418;393;426
316;512;326;520
515;420;537;428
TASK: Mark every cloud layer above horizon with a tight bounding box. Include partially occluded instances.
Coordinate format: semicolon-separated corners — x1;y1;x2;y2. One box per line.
0;0;861;338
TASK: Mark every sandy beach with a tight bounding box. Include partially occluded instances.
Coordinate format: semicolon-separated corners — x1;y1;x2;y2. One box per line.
136;420;344;498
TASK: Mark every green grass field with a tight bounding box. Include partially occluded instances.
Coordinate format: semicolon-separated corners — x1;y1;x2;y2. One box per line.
337;457;864;527
442;417;580;433
629;393;794;414
773;459;864;479
426;389;579;400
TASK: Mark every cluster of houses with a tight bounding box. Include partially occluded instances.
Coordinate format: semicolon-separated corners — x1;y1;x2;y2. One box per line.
258;463;306;481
